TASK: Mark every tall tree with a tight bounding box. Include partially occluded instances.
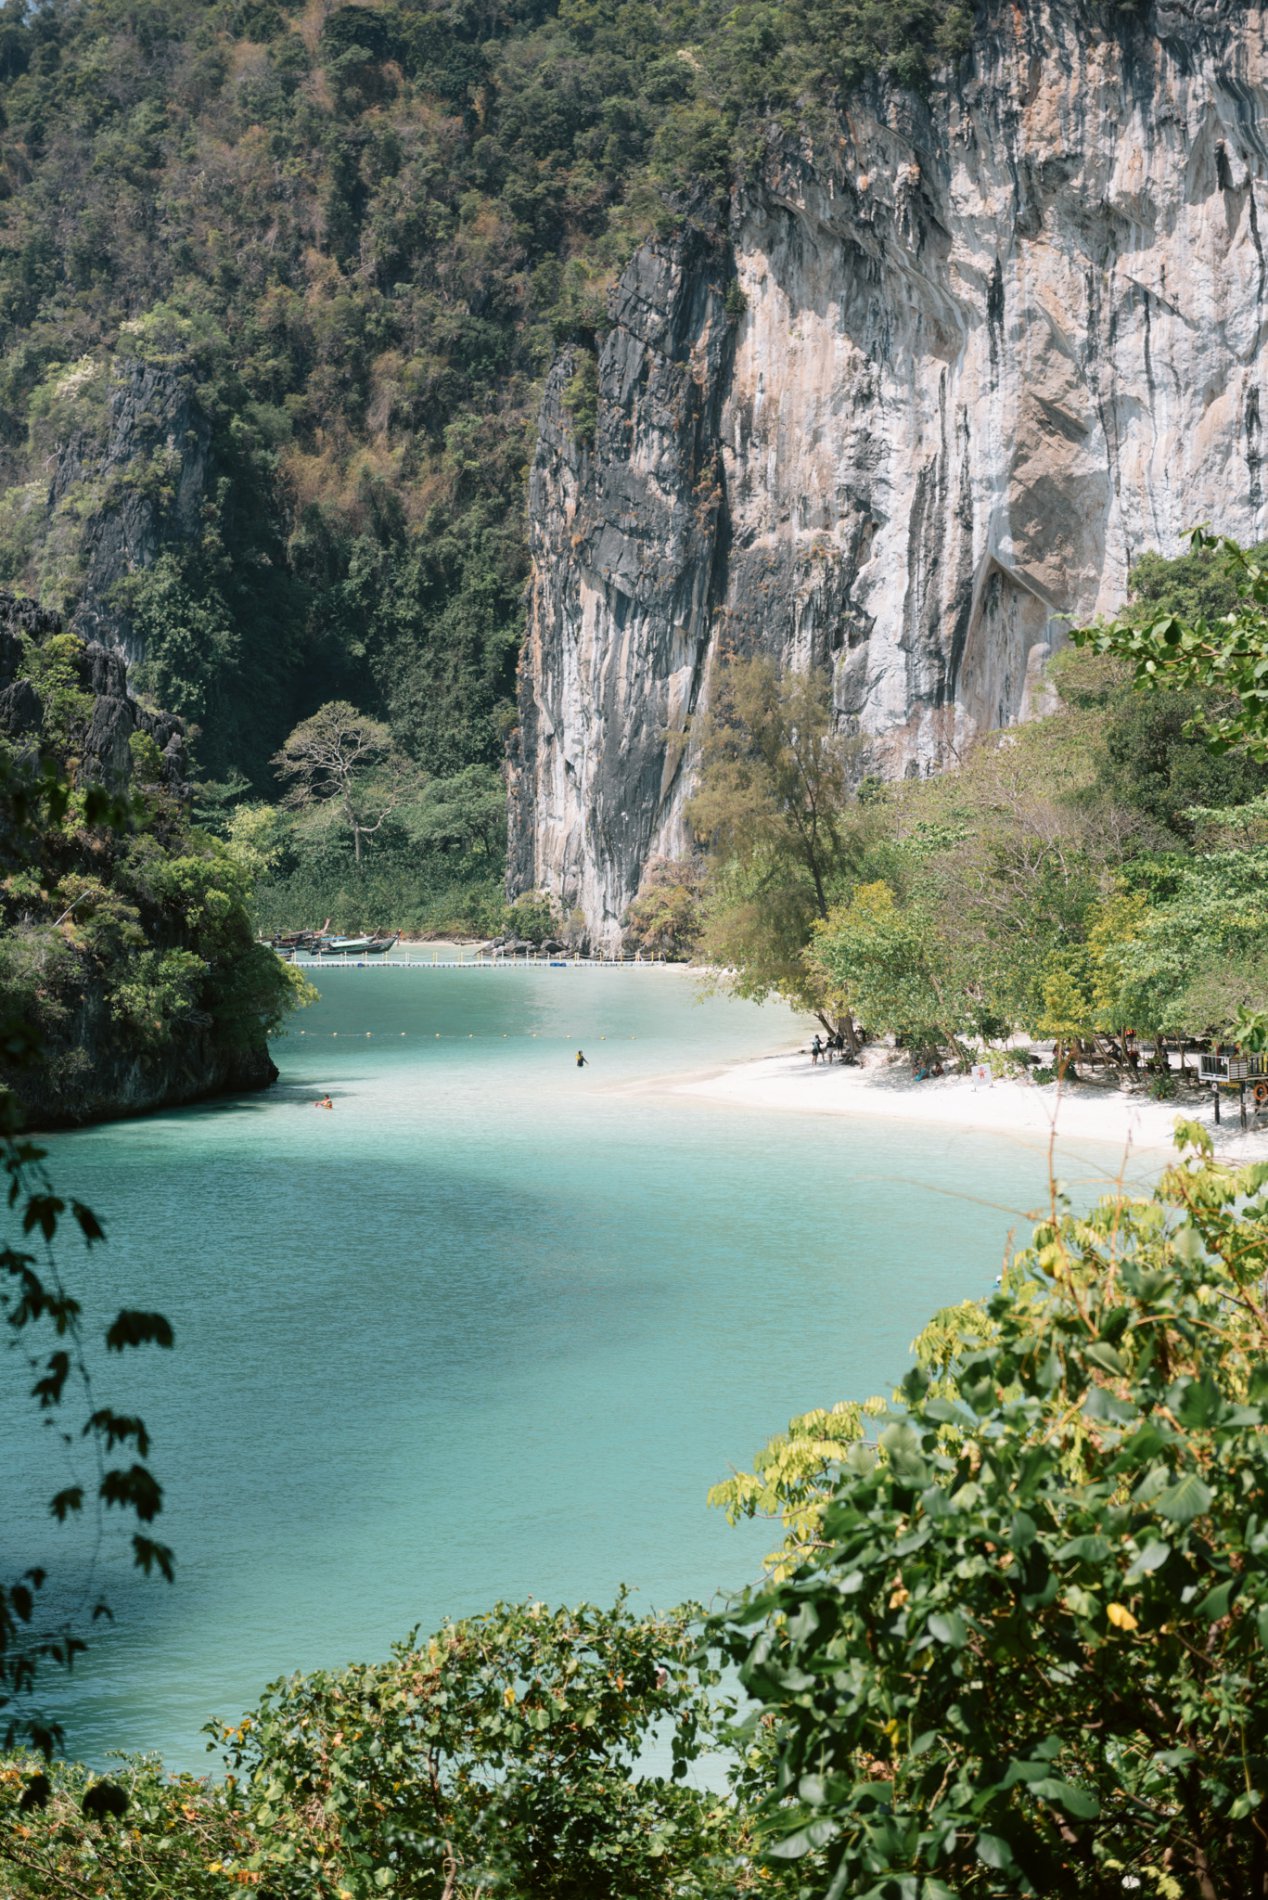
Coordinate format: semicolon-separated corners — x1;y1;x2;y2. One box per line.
272;701;404;869
688;658;871;1039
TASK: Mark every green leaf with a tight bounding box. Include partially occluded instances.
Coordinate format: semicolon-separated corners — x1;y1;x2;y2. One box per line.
1174;1376;1223;1428
927;1609;967;1648
1155;1473;1214;1524
1009;1511;1038;1552
768;1817;839;1859
976;1832;1014;1870
1033;1778;1100;1819
1124;1539;1171;1581
879;1419;928;1482
1055;1534;1112;1564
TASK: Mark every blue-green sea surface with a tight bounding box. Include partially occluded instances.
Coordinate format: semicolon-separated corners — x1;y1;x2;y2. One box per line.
6;964;1153;1769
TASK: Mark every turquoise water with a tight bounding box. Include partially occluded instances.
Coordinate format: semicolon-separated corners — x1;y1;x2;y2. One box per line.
6;966;1146;1770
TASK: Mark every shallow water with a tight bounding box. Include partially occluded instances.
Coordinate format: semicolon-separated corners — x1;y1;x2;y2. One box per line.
6;964;1148;1769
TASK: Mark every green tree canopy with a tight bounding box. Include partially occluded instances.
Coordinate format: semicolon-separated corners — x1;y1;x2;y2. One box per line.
272;701;409;870
1073;530;1268;759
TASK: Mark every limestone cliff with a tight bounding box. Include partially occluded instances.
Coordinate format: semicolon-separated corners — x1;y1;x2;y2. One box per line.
511;0;1268;947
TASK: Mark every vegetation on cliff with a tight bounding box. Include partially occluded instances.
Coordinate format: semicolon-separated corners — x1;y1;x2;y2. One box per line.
0;0;1154;936
0;601;307;1125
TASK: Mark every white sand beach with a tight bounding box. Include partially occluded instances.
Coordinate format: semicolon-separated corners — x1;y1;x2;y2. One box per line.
675;1045;1268;1160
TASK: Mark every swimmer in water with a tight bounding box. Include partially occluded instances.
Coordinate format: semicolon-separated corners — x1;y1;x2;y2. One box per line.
314;1094;334;1109
576;1050;588;1068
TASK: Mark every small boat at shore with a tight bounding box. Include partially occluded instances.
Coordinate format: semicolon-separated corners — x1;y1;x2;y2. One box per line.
311;932;400;956
266;917;332;953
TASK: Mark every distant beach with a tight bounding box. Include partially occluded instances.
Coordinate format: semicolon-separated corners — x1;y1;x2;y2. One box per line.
674;1045;1268;1160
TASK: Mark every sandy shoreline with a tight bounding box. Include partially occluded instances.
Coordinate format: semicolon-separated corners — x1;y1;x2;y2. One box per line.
672;1045;1268;1161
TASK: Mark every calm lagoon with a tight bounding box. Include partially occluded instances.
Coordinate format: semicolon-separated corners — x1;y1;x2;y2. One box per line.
9;964;1150;1769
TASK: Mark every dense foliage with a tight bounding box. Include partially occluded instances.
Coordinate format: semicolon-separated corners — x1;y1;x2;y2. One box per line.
716;1127;1268;1898
0;668;308;1123
242;704;507;936
1074;528;1268;760
0;1596;775;1898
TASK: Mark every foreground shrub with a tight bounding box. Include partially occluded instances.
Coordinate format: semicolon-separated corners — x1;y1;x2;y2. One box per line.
717;1125;1268;1898
217;1594;743;1898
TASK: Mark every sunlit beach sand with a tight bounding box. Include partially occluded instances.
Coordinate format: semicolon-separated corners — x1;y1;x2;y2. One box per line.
674;1045;1268;1158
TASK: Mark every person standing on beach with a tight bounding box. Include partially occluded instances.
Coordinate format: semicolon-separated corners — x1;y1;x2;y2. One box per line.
576;1050;589;1068
811;1034;822;1065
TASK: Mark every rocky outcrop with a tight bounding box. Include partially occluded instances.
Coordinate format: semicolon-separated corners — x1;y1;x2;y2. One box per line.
509;229;737;919
8;988;279;1133
511;0;1268;946
0;595;278;1129
51;359;212;661
0;591;188;787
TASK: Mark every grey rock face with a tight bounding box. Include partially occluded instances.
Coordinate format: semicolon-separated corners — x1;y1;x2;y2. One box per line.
512;0;1268;946
52;359;212;660
0;591;188;789
509;227;736;920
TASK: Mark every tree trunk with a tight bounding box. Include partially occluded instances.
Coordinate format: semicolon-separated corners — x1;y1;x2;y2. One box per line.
816;1010;861;1053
